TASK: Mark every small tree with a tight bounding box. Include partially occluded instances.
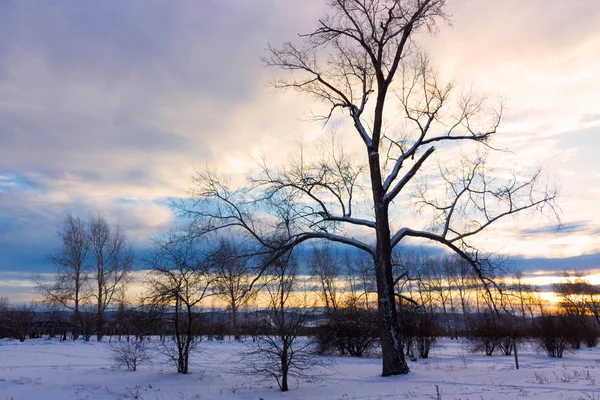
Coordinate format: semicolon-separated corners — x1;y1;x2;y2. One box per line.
408;308;439;359
145;238;213;374
327;257;378;357
241;252;323;392
313;245;379;357
315;294;379;357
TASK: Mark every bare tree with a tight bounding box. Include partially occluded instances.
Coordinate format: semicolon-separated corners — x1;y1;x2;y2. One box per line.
240;252;323;392
209;238;256;340
145;237;213;374
448;256;476;317
315;252;379;357
88;214;134;341
181;0;558;376
34;215;90;339
0;298;37;342
554;271;600;348
310;242;341;313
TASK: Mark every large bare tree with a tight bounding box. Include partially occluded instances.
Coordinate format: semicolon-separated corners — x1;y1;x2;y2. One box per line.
182;0;558;376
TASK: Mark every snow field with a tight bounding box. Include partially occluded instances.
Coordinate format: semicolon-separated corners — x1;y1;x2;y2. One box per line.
1;337;600;400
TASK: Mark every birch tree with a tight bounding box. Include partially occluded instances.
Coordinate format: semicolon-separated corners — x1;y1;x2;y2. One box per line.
182;0;558;376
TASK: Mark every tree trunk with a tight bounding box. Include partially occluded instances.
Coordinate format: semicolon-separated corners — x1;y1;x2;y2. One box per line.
182;304;193;374
231;302;240;340
374;248;410;376
281;372;288;392
96;272;104;341
73;298;80;341
96;303;104;342
369;146;410;376
280;345;289;392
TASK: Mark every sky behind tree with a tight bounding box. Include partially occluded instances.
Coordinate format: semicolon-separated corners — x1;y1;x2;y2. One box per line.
1;0;599;301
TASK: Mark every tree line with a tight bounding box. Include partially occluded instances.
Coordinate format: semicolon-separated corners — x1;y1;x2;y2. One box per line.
2;222;599;391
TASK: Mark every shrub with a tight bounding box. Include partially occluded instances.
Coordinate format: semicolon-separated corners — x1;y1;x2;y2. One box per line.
399;308;440;359
110;338;151;371
467;311;503;356
413;311;439;359
533;315;570;358
466;311;520;356
314;307;378;357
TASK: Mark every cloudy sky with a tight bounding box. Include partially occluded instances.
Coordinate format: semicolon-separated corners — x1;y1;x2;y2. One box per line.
1;0;599;302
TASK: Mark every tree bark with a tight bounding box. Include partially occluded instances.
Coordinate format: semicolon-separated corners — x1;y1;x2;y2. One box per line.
73;299;80;341
374;224;409;375
369;122;410;375
231;303;240;340
280;344;289;392
97;288;104;341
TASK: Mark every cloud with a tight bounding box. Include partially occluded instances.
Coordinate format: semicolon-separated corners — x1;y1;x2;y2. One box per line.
520;221;593;236
1;0;600;289
513;252;600;273
0;1;332;278
581;114;600;124
0;0;325;179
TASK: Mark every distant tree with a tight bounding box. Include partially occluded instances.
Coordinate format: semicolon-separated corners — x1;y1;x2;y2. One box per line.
419;256;455;337
554;271;600;348
509;270;540;320
447;256;476;317
319;298;379;358
310;243;341;313
34;215;90;339
209;238;256;340
125;302;167;342
393;252;441;359
42;302;70;340
88;214;134;341
145;238;213;374
0;299;37;342
112;289;128;340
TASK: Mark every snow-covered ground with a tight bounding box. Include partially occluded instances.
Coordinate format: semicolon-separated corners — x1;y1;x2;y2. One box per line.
1;337;600;400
